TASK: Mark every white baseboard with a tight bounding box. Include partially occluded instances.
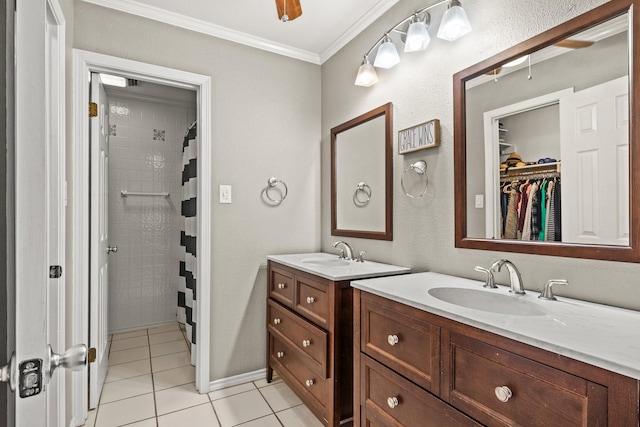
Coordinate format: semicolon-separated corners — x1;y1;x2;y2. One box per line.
209;368;267;391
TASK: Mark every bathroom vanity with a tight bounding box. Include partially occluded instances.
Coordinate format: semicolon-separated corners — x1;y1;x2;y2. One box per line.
353;272;640;426
266;253;409;426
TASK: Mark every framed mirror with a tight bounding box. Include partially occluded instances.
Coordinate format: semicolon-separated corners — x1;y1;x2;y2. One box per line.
454;0;640;262
331;103;393;240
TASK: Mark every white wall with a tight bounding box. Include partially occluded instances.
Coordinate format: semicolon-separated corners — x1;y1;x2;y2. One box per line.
107;91;196;332
72;2;321;380
321;0;640;311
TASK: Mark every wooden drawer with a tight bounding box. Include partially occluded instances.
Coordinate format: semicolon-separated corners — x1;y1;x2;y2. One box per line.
271;335;329;416
295;274;330;329
443;332;608;426
269;264;294;307
268;299;328;378
360;295;440;392
360;355;481;427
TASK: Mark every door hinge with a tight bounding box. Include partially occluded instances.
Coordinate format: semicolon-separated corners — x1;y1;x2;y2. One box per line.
88;348;97;363
89;102;98;117
49;265;62;279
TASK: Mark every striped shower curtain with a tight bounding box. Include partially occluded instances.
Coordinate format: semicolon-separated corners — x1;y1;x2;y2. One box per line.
178;120;197;365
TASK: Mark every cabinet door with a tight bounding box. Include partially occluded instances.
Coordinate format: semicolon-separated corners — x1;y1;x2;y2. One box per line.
295;273;330;329
442;331;608;426
269;264;295;307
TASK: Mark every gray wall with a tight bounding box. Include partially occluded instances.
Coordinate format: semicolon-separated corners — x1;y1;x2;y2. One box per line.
72;2;321;381
321;0;640;310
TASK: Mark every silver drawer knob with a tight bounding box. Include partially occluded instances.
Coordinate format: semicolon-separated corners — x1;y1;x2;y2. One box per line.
278;283;286;289
273;318;281;325
495;386;512;402
305;379;314;387
302;339;311;347
306;296;315;304
387;334;399;346
276;351;284;358
387;396;399;409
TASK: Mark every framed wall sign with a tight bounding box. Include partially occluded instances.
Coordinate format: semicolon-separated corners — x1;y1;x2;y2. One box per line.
398;119;440;154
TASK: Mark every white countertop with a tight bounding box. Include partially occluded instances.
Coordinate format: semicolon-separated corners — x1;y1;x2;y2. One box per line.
351;272;640;380
267;252;410;281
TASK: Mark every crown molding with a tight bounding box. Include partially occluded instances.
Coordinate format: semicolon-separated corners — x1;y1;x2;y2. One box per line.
319;0;399;63
82;0;322;64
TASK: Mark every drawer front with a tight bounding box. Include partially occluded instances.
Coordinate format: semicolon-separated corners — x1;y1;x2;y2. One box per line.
444;332;608;426
360;355;481;427
295;275;330;329
361;297;439;392
268;300;328;378
269;266;294;307
271;336;329;413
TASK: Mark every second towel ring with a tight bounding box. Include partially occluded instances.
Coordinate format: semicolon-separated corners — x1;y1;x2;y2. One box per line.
353;182;372;207
401;160;428;199
265;177;288;205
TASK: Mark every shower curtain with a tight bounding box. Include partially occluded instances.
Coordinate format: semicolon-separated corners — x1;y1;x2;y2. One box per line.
178;120;197;365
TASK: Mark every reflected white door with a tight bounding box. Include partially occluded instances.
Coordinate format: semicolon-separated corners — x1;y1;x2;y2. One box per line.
89;73;110;409
560;76;629;246
11;0;68;424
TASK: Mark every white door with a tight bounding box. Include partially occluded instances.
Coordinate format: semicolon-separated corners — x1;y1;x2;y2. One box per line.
7;0;86;425
89;73;111;409
560;76;629;246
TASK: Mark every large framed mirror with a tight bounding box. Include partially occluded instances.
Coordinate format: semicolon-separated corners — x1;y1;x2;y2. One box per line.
454;0;640;262
331;103;393;240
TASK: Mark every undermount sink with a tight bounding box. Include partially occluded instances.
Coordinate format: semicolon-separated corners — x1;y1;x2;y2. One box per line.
428;287;546;316
301;257;350;267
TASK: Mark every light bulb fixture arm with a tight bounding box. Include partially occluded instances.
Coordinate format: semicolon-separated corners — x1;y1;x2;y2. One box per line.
362;0;449;58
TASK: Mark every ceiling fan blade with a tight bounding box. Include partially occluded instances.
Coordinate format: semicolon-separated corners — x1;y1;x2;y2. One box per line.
485;66;503;76
554;39;594;49
275;0;302;21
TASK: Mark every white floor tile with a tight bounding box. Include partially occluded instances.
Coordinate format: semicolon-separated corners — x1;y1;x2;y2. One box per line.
236;414;282;427
253;376;281;389
124;419;157;427
155;382;210;416
112;329;147;341
95;393;156;427
150;340;188;357
152;351;192;373
277;404;322;427
153;365;195;391
157;403;220;427
105;359;151;383
259;381;302;412
212;390;273;427
109;335;149;352
100;374;154;404
83;408;97;427
148;323;180;335
109;346;150;366
149;330;185;345
208;382;256;401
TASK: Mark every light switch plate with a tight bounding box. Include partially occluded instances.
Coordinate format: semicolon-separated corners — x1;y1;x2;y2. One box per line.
475;194;484;208
219;185;232;204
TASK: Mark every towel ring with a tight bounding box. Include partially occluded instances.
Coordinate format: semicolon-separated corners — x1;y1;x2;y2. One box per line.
401;160;428;199
353;182;372;207
265;177;288;205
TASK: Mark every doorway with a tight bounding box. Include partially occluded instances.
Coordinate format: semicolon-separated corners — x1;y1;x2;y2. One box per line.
71;50;212;425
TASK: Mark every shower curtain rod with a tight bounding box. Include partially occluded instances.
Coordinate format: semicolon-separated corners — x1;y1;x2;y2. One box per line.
120;190;170;198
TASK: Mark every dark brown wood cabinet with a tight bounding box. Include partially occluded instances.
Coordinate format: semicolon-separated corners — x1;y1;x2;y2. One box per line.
355;289;640;427
266;260;354;426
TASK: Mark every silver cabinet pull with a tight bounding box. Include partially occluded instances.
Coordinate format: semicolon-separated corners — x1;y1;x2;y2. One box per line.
277;283;286;290
273;318;281;325
276;351;284;358
106;246;118;254
306;296;315;304
305;379;314;387
387;396;399;409
495;386;513;402
387;334;399;346
302;339;311;347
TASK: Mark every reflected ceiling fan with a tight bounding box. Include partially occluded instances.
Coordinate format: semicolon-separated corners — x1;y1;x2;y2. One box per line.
487;39;594;76
275;0;302;22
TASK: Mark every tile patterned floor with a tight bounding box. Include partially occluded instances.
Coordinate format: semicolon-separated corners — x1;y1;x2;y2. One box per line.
83;323;321;427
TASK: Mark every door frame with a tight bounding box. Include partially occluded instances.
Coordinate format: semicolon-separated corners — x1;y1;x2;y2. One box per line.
70;49;212;425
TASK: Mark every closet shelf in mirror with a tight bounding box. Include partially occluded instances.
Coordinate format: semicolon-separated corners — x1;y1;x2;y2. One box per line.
500;161;560;179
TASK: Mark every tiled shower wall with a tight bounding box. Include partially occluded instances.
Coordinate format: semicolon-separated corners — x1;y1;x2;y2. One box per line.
107;93;196;332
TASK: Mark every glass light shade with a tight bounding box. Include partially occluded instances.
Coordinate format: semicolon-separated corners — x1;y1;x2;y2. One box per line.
99;73;127;87
374;40;401;69
354;62;379;87
503;55;529;67
437;4;472;41
405;21;431;53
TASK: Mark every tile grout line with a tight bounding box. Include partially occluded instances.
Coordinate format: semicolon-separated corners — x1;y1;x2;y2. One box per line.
146;327;161;426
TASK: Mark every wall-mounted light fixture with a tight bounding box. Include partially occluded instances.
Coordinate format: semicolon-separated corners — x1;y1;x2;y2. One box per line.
355;0;472;87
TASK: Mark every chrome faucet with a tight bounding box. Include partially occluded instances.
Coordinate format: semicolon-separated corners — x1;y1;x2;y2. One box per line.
490;259;525;294
332;240;354;260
